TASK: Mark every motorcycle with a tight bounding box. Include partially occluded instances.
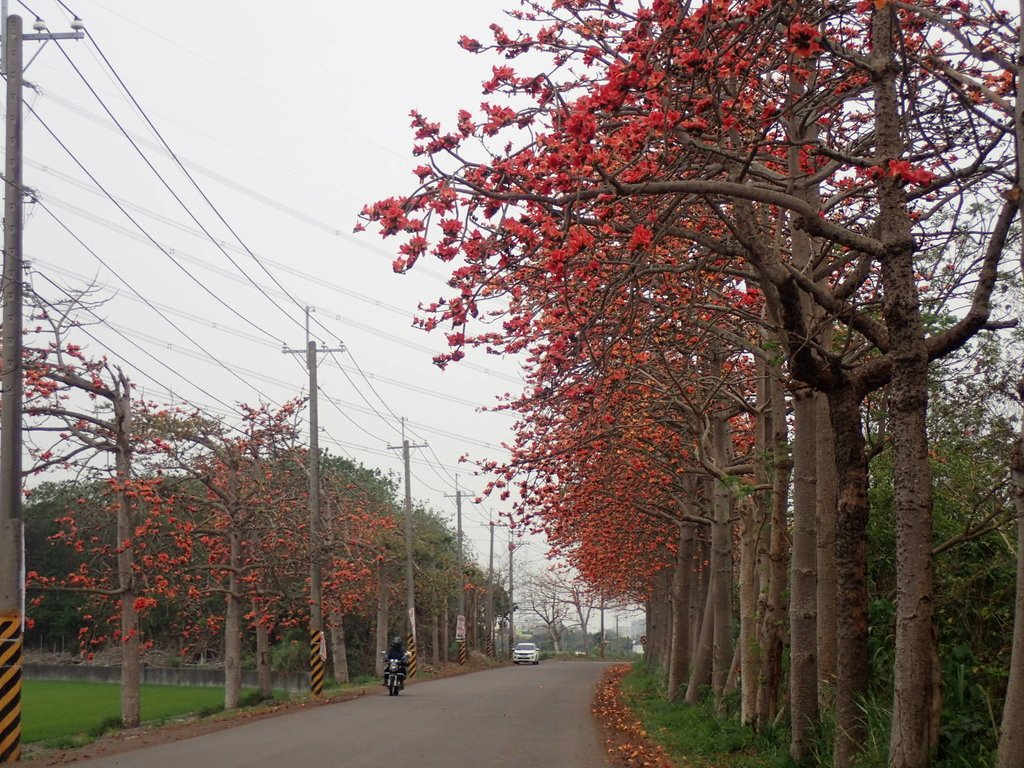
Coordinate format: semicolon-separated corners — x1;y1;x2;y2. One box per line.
382;653;407;696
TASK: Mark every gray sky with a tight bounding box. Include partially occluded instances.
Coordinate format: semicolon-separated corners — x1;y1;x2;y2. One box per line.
12;0;541;564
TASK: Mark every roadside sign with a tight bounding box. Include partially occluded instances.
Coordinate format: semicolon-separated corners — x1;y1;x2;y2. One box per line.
455;614;466;642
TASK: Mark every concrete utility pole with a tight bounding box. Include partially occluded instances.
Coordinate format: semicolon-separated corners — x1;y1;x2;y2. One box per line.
508;531;515;656
0;17;24;765
481;517;506;658
282;309;343;697
388;421;426;678
487;521;495;657
447;480;467;663
1;14;81;762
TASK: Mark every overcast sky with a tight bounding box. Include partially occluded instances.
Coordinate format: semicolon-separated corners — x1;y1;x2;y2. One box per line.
10;0;550;570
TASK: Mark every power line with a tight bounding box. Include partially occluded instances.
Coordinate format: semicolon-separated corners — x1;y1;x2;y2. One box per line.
50;36;314;342
34;256;500;409
22;99;289;346
28;195;286;405
28;177;523;386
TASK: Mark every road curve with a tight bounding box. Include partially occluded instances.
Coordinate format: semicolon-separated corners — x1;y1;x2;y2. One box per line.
68;660;618;767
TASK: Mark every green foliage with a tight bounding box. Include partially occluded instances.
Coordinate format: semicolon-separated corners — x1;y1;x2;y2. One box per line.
269;631;308;672
622;664;792;768
87;716;123;740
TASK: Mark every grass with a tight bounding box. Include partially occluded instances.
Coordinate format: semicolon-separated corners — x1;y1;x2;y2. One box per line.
620;664;794;768
22;681;272;746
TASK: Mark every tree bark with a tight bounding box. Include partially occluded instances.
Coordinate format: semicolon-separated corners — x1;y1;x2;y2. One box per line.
685;562;715;704
330;610;349;684
256;620;272;698
668;522;695;702
790;389;819;763
830;380;871;768
998;398;1024;767
738;497;761;724
648;565;672;675
443;602;450;664
375;560;387;677
224;527;242;710
710;416;734;713
114;387;140;729
872;8;940;766
816;390;838;708
757;360;789;728
1000;18;1024;758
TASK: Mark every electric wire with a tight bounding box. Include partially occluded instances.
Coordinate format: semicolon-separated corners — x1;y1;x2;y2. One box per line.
50;36;314;343
29;177;522;386
22;99;289;347
34;248;508;458
16;0;42;21
25;269;254;440
28;192;287;406
83;0;412;165
67;28;368;349
34;258;497;410
22;6;511;531
26;83;457;284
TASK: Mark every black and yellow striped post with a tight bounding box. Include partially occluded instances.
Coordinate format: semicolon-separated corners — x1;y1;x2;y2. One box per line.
405;632;417;679
309;629;325;697
458;640;467;665
0;615;22;763
486;635;494;658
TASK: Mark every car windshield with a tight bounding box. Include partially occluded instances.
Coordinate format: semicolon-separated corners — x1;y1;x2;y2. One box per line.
515;643;536;650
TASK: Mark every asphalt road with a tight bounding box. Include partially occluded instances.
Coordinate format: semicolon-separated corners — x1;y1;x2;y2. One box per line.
67;661;618;767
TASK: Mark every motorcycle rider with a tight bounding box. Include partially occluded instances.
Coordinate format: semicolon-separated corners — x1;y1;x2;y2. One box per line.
383;635;408;686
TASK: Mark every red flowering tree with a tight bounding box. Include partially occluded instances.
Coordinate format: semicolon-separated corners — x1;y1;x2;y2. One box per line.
361;2;1019;765
153;399;307;709
23;291;181;728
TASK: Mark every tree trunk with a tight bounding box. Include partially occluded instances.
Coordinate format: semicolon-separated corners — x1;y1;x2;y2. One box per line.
668;522;695;702
816;389;838;708
685;565;715;704
375;560;387;677
998;399;1024;767
256;620;272;698
873;8;940;765
757;359;789;728
790;389;819;763
443;602;449;664
471;589;479;650
708;417;733;712
654;559;674;673
432;615;440;666
576;600;591;655
114;389;140;729
330;610;349;684
738;496;762;725
829;380;871;768
224;527;242;710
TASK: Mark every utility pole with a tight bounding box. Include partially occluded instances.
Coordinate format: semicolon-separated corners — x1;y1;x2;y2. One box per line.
508;530;515;657
505;532;528;658
447;479;468;664
388;421;426;678
1;14;81;763
487;520;495;657
282;308;343;697
480;517;506;658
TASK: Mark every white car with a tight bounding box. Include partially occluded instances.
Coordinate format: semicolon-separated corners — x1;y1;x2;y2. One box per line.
513;642;540;665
